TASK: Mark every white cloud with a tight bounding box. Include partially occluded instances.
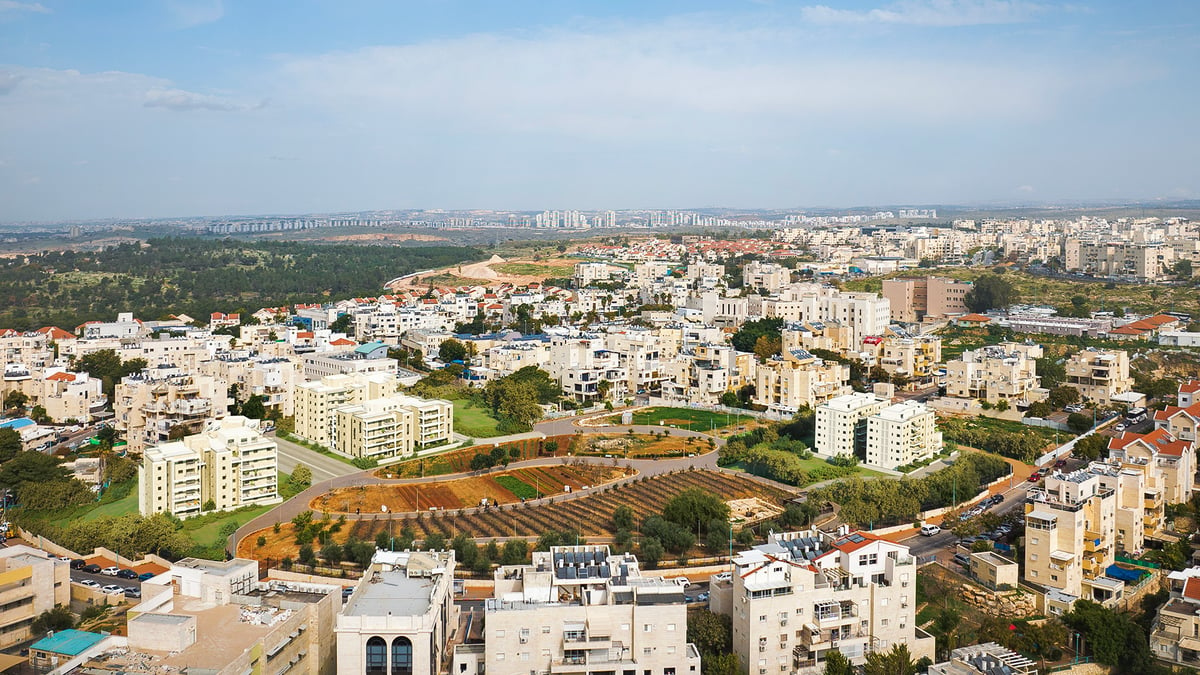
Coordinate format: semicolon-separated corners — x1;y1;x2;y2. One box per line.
144;87;263;112
0;1;51;14
800;0;1045;27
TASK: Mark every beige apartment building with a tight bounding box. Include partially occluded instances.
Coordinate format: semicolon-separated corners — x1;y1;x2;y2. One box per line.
881;276;972;323
864;401;942;471
115;365;231;453
294;372;401;448
870;335;942;383
1108;428;1195;506
711;529;933;675
1150;569;1200;667
1024;470;1119;603
455;545;700;675
1153;381;1200;442
945;342;1043;405
0;545;70;648
198;353;304;417
754;349;850;415
138;416;279;518
743;261;793;294
1064;348;1134;405
1065;240;1176;282
333;394;453;459
815;393;888;460
339;549;458;675
1085;460;1157;555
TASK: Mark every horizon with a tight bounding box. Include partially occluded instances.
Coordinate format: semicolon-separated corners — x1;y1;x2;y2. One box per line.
2;0;1198;222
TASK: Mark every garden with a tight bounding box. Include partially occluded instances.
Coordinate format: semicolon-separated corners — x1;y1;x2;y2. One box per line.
608;407;754;433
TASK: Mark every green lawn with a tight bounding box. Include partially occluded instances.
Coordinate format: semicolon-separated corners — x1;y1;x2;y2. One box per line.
182;504;276;546
79;488;140;522
452;399;504;438
625;407;754;432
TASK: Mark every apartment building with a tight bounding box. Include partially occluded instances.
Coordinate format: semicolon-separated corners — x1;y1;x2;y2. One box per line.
814;393;888;460
1066;240;1176;282
80;557;339;675
456;545;700;675
870;335;942;383
0;329;54;369
864;401;942;471
1107;428;1194;505
138;416;279;518
575;262;615;286
763;286;890;346
1024;470;1119;603
754;349;850;415
945;342;1043;405
333;394;454;459
1085;460;1158;555
199;353;304;417
0;545;70;649
2;367;107;423
1064;348;1134;405
115;365;231;453
711;529;933;675
928;643;1037;675
549;336;629;403
338;549;458;675
1150;567;1200;667
881;276;973;323
1153;381;1200;442
294;373;401;448
301;342;397;380
744;261;793;294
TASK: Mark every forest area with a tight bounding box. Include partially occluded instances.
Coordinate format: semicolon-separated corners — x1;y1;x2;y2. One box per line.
0;238;482;330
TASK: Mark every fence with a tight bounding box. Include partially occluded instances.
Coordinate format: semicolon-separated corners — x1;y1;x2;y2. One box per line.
1024;416;1071;432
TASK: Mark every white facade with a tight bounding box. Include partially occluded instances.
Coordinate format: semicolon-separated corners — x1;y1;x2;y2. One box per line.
864;401;941;470
814;393;888;460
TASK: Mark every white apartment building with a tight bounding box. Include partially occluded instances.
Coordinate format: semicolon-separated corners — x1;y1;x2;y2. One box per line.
1064;348;1134;405
1024;469;1119;604
711;529;933;675
333;394;454;459
945;342;1043;405
864;401;941;470
814;393;888;460
762;286;890;346
301;342;397;380
115;365;231;453
743;261;792;294
138;416;279;518
549;336;629;403
338;549;458;675
199;353;304;417
455;545;700;675
870;335;942;383
575;262;615;286
1108;428;1195;506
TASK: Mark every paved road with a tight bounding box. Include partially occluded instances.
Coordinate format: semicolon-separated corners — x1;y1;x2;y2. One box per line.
273;434;359;482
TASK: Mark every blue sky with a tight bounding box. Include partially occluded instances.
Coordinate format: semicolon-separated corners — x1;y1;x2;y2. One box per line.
0;0;1197;222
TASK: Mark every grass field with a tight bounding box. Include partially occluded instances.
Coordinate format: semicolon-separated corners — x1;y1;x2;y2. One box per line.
451;399;504;438
182;504;275;547
493;261;576;277
622;407;754;431
78;487;139;522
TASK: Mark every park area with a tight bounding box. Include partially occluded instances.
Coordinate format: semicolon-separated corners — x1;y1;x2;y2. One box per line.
375;435;573;479
608;407;756;434
239;469;790;561
451;398;504;438
570;432;715;458
311;463;630;514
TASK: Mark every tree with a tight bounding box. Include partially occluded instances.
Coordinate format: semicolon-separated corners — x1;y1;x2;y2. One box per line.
289;464;313;492
753;334;782;362
964;274;1015;313
1173;259;1193;278
1048;385;1080;408
298;544;316;565
1074;434;1108;461
329;314;353;334
470;453;494;471
19;479;94;510
662;489;731;534
438;338;467;363
424;531;447;550
639;537;665;568
687;609;732;655
320;543;344;565
596;379;612;401
1067;412;1093;434
612;505;635;532
1063;599;1155;673
731;317;784;353
31;605;75;634
3;390;27;412
241;394;266;420
0;451;69;491
501;539;529;565
1037;357;1066;388
720;391;740;408
822;650;854;675
0;428;20;463
863;643;917;675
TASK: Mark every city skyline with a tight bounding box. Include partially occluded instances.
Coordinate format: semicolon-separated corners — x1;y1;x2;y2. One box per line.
1;0;1198;221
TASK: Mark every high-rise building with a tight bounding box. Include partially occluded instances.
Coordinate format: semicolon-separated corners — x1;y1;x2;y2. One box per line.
815;393;888;460
864;401;941;470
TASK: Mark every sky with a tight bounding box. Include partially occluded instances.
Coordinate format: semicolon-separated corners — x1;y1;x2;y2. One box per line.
0;0;1197;222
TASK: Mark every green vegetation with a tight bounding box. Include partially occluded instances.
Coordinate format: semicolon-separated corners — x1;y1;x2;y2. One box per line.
688;609;737;675
451;399;504;438
719;414;879;487
964;273;1016;312
78;486;139;521
938;415;1060;463
494;475;538;500
623;407;753;431
730;317;783;353
0;238;482;330
492;261;576;277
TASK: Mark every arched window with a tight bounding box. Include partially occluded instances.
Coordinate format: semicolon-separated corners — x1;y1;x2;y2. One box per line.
392;636;413;675
366;636;387;674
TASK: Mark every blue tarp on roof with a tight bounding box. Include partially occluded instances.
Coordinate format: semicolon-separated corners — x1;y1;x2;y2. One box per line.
1106;564;1145;583
31;629;105;656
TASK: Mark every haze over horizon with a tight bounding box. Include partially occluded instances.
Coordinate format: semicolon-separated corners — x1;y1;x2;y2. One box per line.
1;0;1197;222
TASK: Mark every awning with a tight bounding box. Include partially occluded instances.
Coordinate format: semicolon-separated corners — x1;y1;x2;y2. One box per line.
1180;637;1200;652
1050;550;1075;562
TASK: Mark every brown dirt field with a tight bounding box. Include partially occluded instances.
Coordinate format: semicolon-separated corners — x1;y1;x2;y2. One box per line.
575;433;710;458
312;464;629;515
375;435;574;479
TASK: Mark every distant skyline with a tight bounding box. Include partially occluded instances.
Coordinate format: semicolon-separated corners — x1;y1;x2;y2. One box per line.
1;1;1198;222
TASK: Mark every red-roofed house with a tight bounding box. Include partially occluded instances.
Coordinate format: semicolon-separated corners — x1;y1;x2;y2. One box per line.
209;312;241;329
955;313;992;327
36;326;76;341
1179;380;1200;409
1109;428;1195;504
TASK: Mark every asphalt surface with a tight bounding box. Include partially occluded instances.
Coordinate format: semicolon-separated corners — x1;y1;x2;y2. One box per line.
273;433;360;482
68;567;143;595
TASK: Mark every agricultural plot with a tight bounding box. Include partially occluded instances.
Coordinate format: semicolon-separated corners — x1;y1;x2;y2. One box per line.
375;435;573;479
241;470;790;561
572;433;713;458
312;464;627;514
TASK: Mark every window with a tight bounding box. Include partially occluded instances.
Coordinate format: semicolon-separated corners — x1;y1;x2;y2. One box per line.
495;630;505;638
391;637;412;675
882;619;889;626
542;626;551;634
496;653;505;661
667;623;676;631
668;646;677;655
542;650;551;658
621;624;630;631
644;648;652;656
644;624;653;632
759;615;767;623
366;637;387;674
520;653;530;662
520;628;530;643
881;598;888;606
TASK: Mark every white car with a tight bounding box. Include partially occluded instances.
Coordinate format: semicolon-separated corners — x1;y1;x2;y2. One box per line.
100;566;120;576
78;579;100;588
920;524;941;536
101;584;124;594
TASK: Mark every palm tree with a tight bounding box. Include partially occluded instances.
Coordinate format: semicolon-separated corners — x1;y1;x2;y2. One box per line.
596;379;612;402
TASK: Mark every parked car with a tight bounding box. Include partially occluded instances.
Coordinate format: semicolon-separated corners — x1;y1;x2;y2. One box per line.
101;584;124;594
138;572;156;582
920;524;941;537
69;559;86;570
1027;472;1042;482
123;588;141;599
1054;458;1068;468
82;563;101;574
116;569;138;579
953;553;971;566
1115;423;1128;432
100;566;120;576
78;579;100;588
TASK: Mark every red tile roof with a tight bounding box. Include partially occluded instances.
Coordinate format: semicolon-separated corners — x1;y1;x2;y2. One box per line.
46;372;76;382
37;326;75;340
1110;427;1191;457
1181;380;1200;395
1142;314;1179;326
825;530;886;554
1184;577;1200;602
958;314;991;323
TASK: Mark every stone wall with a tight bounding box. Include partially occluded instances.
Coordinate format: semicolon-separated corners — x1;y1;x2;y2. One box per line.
959;585;1038;618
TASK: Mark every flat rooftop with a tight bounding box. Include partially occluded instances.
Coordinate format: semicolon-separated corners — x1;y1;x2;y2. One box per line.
344;570;434;617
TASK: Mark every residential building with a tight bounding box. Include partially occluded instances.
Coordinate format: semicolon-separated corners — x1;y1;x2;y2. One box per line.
864;401;942;470
1153;381;1200;442
743;261;792;294
548;336;629;403
301;342;397;380
927;643;1037;675
1085;460;1157;554
1024;469;1120;604
338;549;458;675
294;372;402;448
0;545;70;648
1150;567;1200;667
138;416;279;518
1066;240;1175;282
29;629;110;672
711;529;933;674
199;353;304;417
945;342;1043;405
1107;428;1195;505
114;365;231;453
575;262;615;286
333;394;454;459
754;349;850;415
814;393;888;460
881;276;973;322
764;286;890;346
967;553;1019;591
1064;348;1134;405
458;545;700;675
870;335;942;384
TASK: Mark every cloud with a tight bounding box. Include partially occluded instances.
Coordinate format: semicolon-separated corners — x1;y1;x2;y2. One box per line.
144;87;263;112
166;0;224;28
0;72;23;94
800;0;1045;27
0;1;50;13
